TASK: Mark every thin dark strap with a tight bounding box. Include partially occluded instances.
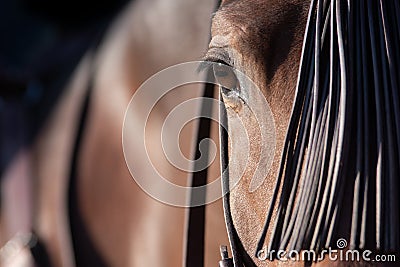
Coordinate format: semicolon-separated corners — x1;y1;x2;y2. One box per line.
184;2;222;266
67;61;109;267
219;95;257;267
29;233;53;267
219;98;242;266
65;22;114;267
184;80;215;267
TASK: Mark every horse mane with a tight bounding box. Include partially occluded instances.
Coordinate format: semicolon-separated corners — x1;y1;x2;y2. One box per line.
256;0;400;257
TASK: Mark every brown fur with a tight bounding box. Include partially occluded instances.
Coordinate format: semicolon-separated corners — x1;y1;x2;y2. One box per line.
208;1;309;266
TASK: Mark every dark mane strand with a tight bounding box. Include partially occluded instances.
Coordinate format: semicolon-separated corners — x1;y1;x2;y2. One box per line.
257;0;400;258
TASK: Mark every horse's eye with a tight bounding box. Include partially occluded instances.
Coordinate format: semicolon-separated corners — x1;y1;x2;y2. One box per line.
213;63;238;90
213;63;243;112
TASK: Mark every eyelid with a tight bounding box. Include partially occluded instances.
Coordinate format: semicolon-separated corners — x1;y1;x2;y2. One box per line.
202;48;233;66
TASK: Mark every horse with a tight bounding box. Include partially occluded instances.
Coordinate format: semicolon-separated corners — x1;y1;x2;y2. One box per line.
205;0;400;266
3;0;399;266
1;0;229;266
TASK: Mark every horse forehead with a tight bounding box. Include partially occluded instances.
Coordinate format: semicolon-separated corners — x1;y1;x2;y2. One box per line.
212;0;306;47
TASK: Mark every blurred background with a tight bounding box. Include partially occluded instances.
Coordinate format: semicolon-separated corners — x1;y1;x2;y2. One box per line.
0;0;131;265
0;0;129;177
0;0;225;266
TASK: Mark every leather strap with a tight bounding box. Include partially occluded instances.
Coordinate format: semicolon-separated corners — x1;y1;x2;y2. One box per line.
184;80;215;267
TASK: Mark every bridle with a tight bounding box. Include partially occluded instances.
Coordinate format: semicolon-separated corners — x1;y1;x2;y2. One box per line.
184;76;251;267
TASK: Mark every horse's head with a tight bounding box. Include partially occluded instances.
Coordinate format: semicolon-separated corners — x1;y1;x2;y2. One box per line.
206;0;400;266
204;0;310;265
